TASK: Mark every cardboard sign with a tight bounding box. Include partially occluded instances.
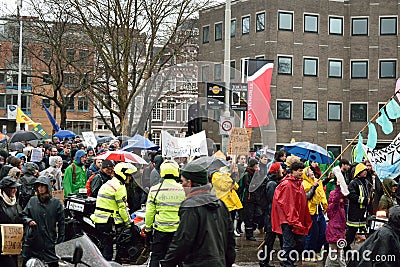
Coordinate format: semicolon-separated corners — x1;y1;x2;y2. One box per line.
82;131;97;148
0;224;23;255
53;190;65;204
228;128;250;156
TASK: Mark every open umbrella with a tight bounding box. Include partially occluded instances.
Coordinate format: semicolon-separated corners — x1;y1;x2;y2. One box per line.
8;142;25;151
54;130;76;139
122;134;159;151
94;150;147;164
96;136;116;145
283;141;333;164
8;131;43;143
191;156;230;173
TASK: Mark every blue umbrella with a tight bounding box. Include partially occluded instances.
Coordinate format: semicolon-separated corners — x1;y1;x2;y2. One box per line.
283;141;333;164
122;134;159;151
96;136;116;144
54;130;76;139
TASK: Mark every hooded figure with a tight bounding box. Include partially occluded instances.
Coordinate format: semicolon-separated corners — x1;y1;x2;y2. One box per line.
40;156;63;190
348;205;400;267
21;176;65;267
150;155;163;187
63;150;87;197
19;163;39;209
378;178;399;214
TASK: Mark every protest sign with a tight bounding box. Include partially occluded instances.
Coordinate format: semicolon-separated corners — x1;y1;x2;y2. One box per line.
161;131;208;157
362;132;400;180
30;148;43;162
0;224;23;255
228;128;250;156
82;131;97;148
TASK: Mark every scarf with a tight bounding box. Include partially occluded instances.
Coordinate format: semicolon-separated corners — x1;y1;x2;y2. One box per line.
0;189;16;206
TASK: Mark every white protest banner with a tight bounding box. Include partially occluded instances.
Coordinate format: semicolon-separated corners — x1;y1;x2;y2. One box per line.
82;131;97;148
0;224;23;255
161;130;208;158
362;132;400;180
30;148;43;162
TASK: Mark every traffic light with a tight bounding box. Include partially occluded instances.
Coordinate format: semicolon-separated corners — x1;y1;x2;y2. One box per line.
187;103;202;136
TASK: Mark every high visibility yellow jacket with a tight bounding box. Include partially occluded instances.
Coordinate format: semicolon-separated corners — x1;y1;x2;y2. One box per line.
91;177;130;225
145;179;185;232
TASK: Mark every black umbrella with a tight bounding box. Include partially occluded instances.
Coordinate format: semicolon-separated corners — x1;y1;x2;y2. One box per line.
8;131;43;143
8;142;25;151
191;156;230;173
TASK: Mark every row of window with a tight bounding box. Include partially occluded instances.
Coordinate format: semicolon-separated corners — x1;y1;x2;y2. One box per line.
42;97;89;112
277;100;391;122
277;56;396;78
200;57;396;81
151;101;192;122
203;11;398;43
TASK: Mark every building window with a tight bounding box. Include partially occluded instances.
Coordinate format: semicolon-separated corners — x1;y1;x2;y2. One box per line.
231;19;236;37
42;72;51;84
166;101;176;121
201;65;209;81
66;120;92;134
256;12;265;32
328;102;342;121
152;102;162;121
303;58;318;76
66;96;75;111
352;18;368;36
380;60;396;78
303;101;317;120
202;25;210;43
350;103;367;122
327;145;342;159
328;60;342;78
278;56;292;75
304;14;318;33
43;47;51;61
277;100;292;119
215;22;222;41
230;60;236;79
78;96;89;112
278;12;293;31
0;71;5;84
66;48;76;62
79;49;89;65
380;17;397;35
351;61;368;79
64;72;76;87
214;63;222;81
329;17;343;35
242;16;250;34
42;98;51;109
241;58;249;78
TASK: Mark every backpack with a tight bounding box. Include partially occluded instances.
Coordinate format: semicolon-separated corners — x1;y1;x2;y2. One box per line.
19;177;36;208
85;173;96;197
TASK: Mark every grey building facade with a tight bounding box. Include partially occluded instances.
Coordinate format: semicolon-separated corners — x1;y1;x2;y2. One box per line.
198;0;400;158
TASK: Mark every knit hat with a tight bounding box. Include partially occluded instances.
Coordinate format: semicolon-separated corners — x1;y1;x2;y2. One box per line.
268;162;281;174
354;163;367;178
0;176;21;189
248;158;259;168
74;150;87;165
102;160;114;169
180;162;208;185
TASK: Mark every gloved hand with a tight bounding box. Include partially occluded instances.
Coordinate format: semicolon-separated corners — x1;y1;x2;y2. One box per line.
145;230;153;248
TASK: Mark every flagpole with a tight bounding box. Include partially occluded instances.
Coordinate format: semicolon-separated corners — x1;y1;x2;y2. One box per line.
318;88;400;181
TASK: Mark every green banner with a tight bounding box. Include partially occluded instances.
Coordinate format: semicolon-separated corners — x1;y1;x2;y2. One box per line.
32;124;50;139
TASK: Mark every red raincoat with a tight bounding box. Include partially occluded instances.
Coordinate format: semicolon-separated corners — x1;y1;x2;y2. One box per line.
271;174;312;235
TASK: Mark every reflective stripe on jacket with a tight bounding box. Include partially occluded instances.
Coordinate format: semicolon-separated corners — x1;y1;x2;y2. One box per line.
91;177;129;224
145;179;185;232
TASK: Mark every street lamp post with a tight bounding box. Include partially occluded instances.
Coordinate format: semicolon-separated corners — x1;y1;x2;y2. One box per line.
17;0;23;130
221;0;231;155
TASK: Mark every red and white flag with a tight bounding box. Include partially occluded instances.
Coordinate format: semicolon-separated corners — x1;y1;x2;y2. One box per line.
245;63;274;128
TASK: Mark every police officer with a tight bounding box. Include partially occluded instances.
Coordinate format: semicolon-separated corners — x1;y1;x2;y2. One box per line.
145;160;186;267
91;162;137;261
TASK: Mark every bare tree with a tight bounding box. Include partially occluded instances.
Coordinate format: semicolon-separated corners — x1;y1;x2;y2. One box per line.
21;0;94;130
67;0;211;136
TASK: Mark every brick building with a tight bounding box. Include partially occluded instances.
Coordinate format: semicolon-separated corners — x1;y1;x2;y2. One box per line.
0;17;94;136
198;0;400;158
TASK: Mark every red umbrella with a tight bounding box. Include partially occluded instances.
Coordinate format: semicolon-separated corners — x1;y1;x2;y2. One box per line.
94;150;147;164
